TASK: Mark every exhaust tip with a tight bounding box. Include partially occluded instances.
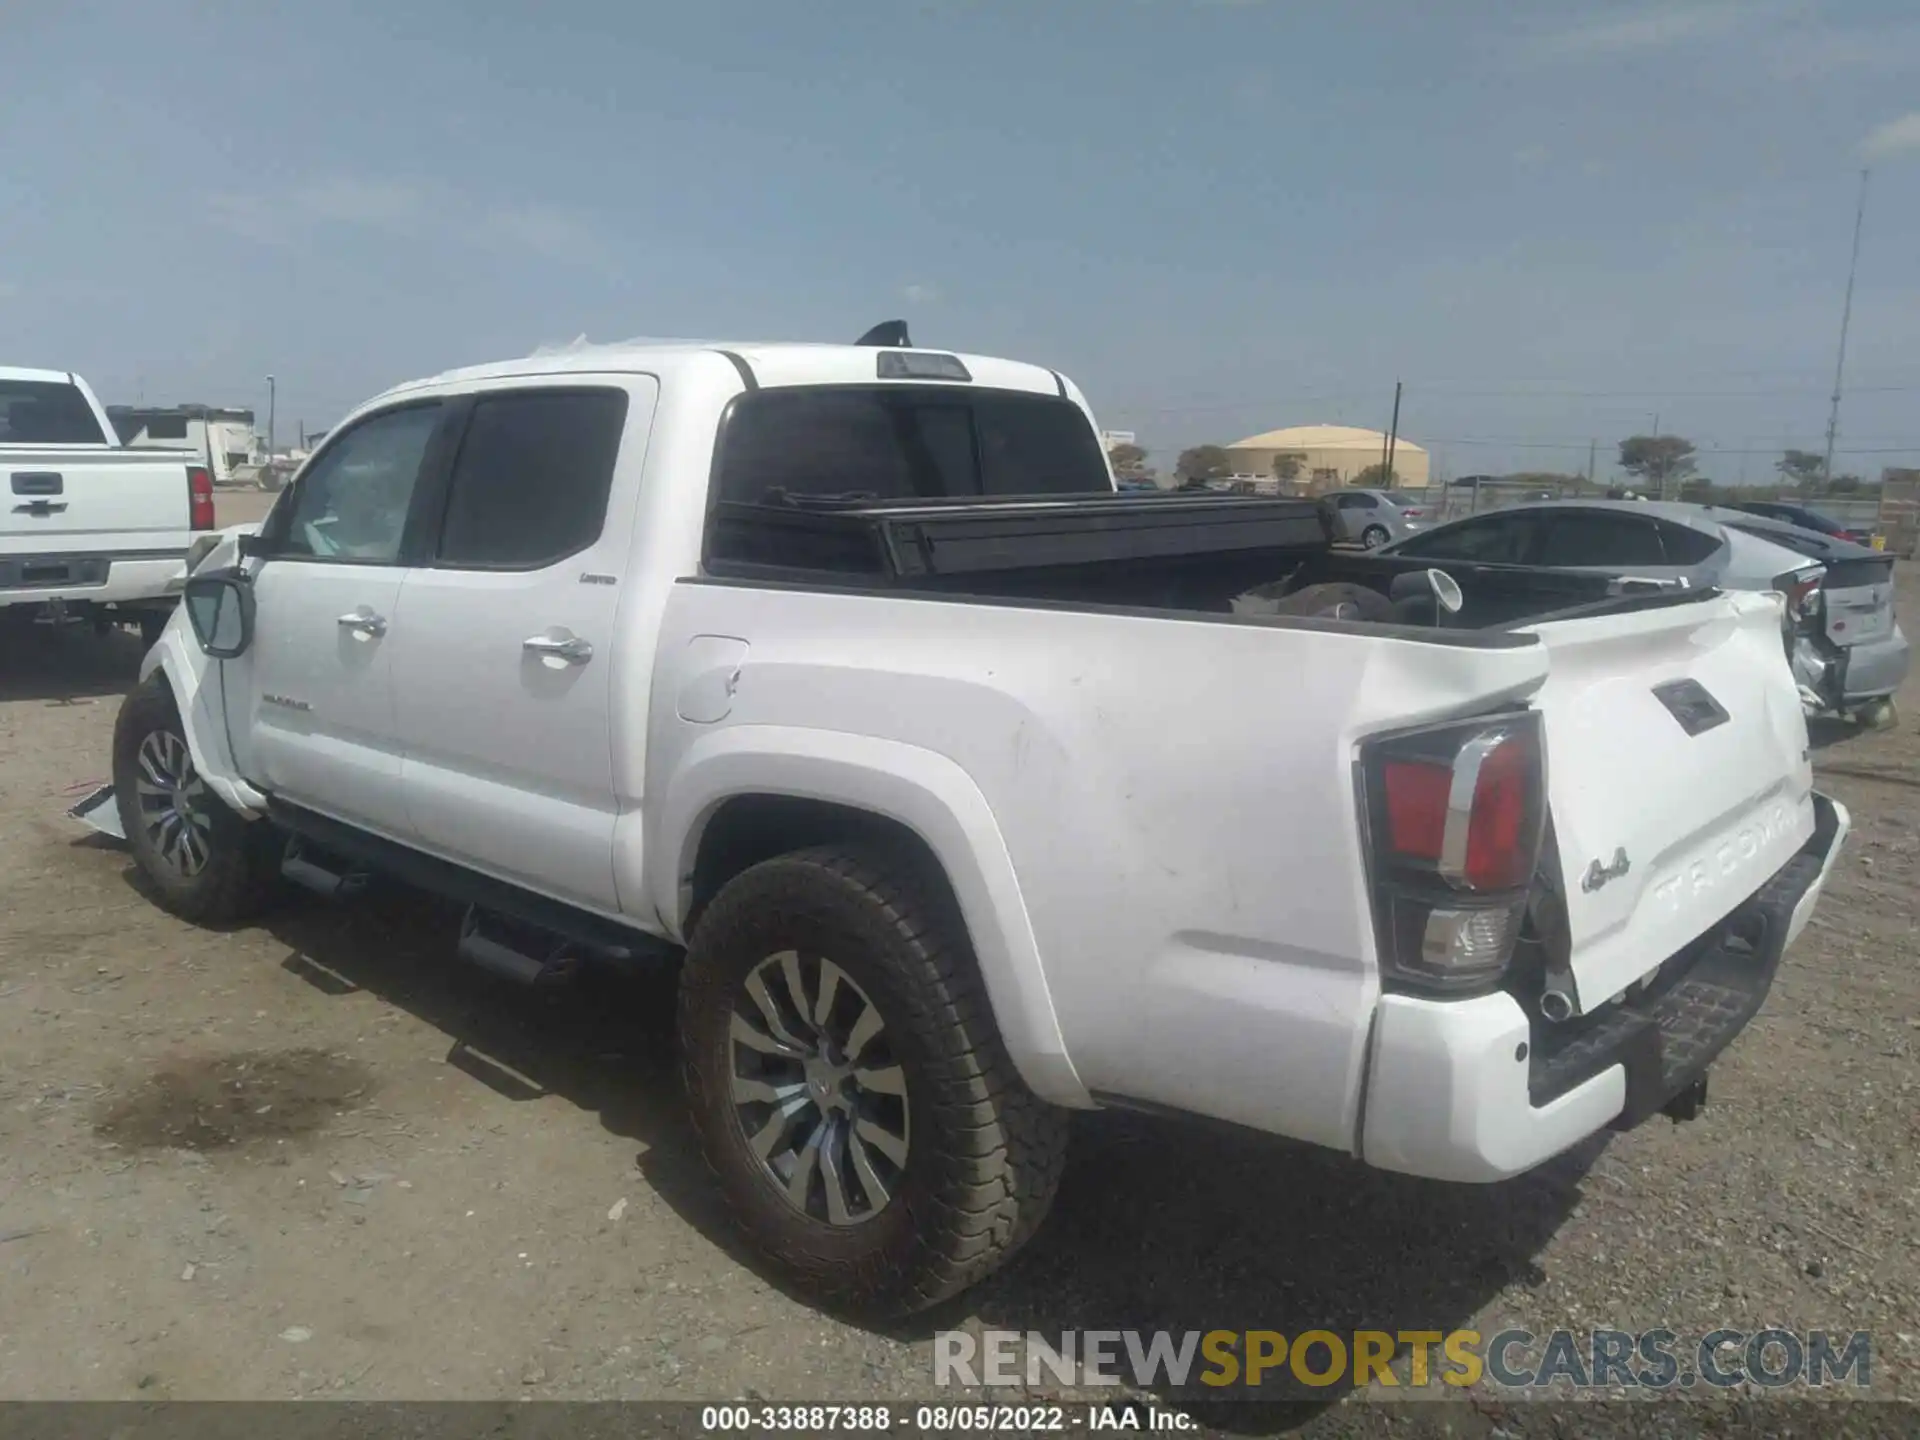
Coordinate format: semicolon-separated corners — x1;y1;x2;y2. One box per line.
1539;990;1575;1024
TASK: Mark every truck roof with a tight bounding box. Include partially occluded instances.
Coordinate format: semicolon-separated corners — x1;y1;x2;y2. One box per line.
0;365;82;385
373;341;1075;407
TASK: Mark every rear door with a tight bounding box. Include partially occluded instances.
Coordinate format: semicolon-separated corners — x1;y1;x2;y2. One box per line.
389;379;652;912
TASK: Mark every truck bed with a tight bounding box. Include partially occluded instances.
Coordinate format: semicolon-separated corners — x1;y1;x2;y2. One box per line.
704;491;1672;625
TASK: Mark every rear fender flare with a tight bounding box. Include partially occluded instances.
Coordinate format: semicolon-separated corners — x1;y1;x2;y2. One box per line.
139;628;268;818
651;725;1090;1108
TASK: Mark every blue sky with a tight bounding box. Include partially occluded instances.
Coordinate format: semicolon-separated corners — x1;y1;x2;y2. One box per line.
6;0;1920;482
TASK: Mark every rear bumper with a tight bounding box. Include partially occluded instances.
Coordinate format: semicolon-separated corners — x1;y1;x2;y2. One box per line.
0;552;186;607
1359;793;1849;1183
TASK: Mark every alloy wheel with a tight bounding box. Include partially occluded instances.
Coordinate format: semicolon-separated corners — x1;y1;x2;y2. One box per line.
727;949;911;1226
134;729;212;877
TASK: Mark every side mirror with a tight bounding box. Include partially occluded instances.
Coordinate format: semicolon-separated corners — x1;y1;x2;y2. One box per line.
182;570;255;658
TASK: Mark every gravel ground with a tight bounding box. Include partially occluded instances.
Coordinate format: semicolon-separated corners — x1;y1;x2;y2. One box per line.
0;508;1914;1434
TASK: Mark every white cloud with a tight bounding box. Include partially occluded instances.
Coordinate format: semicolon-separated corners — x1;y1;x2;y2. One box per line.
1523;3;1756;60
1862;112;1920;161
1514;143;1552;166
901;283;941;304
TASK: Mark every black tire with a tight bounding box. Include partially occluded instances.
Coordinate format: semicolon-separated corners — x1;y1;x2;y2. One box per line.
113;675;284;925
679;845;1069;1316
1361;524;1391;549
1856;698;1899;731
1264;581;1396;622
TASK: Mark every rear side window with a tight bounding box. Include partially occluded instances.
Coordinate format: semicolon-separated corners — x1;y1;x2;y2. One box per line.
436;389;629;569
1395;512;1536;563
716;387;1108;505
1534;513;1666;567
0;379;108;445
1656;523;1721;565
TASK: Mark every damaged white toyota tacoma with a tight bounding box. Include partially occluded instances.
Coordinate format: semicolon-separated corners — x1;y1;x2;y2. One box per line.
96;327;1849;1315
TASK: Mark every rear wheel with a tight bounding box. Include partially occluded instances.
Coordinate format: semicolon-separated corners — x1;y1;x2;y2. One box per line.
1361;524;1391;549
113;676;284;924
1856;698;1899;731
679;845;1069;1316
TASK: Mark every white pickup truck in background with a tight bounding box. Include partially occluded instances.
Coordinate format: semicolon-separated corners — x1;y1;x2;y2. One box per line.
101;330;1849;1317
2;366;213;644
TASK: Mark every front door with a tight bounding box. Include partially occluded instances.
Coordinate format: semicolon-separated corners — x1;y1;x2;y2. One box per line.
234;401;447;840
390;380;652;912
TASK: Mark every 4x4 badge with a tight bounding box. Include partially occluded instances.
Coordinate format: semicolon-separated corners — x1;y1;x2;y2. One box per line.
1582;847;1631;893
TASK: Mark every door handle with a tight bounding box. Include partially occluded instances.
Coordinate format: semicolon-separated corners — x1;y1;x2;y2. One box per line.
523;633;593;664
337;610;388;638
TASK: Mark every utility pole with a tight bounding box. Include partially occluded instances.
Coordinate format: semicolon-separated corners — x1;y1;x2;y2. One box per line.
266;374;277;456
1383;380;1402;484
1823;168;1870;488
1586;439;1596;490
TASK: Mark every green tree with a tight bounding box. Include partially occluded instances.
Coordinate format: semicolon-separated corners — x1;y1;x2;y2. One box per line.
1175;444;1232;483
1618;435;1697;499
1828;474;1862;495
1107;441;1148;477
1352;462;1402;488
1270;451;1306;484
1679;476;1716;503
1776;449;1825;491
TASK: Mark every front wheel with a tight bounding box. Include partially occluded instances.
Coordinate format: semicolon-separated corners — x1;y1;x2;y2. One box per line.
679;845;1069;1316
113;676;284;924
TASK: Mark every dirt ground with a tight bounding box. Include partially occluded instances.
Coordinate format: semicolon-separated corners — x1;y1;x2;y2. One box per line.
1;503;1915;1431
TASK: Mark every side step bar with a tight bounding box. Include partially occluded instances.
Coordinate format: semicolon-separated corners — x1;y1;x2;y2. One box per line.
457;907;581;988
281;841;369;899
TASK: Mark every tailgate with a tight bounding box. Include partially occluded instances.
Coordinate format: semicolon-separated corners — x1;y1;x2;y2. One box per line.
1820;553;1896;649
3;449;192;554
1522;590;1814;1010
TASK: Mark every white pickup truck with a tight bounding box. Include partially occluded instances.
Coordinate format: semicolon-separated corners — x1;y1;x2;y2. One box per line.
104;332;1848;1316
2;366;214;643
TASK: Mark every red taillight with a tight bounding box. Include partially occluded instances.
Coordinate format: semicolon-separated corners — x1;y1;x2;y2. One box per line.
1401;508;1424;518
1382;759;1450;860
1462;738;1532;890
188;465;215;531
1379;732;1537;891
1363;715;1547;995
